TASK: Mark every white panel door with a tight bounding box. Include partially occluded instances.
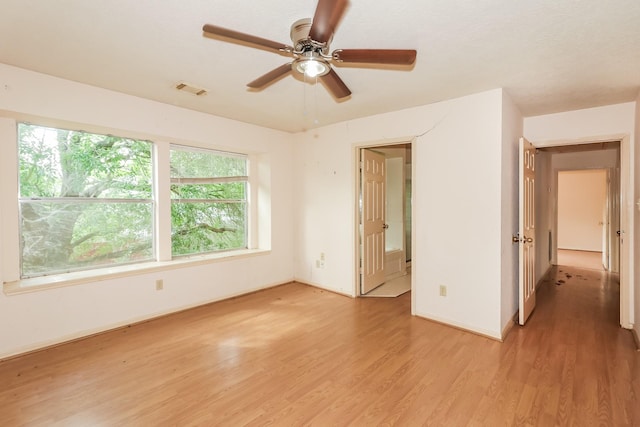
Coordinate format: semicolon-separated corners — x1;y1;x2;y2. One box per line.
361;149;386;294
519;137;536;325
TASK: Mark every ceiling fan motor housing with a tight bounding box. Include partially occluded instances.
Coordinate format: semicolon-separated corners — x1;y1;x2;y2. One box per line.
290;18;331;54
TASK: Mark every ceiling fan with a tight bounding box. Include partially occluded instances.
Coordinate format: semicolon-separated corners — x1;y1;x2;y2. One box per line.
202;0;417;100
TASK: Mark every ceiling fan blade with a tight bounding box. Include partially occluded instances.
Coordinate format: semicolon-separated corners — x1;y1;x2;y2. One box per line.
309;0;349;44
203;24;292;53
247;63;293;89
332;49;417;65
320;68;351;99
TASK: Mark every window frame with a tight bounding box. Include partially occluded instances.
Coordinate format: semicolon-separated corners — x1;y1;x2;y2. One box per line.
16;123;156;278
2;120;263;292
169;143;250;257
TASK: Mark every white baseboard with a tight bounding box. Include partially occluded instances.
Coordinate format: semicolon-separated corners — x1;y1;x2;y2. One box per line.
413;311;502;342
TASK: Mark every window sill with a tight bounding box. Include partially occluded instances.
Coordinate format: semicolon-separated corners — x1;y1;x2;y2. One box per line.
3;249;271;295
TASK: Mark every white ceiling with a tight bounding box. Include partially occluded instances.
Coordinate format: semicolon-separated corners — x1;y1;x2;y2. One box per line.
1;0;639;133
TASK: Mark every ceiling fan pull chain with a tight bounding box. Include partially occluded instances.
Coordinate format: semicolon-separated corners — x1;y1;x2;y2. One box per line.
314;75;320;125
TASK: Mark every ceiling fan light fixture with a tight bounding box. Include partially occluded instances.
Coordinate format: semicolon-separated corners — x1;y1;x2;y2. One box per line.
298;59;329;78
293;51;330;78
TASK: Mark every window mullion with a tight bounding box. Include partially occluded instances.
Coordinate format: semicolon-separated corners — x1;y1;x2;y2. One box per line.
1;118;21;282
154;142;172;262
171;199;245;204
19;197;153;204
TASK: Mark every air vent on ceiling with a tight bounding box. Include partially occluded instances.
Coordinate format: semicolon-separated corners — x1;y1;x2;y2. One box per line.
175;82;207;96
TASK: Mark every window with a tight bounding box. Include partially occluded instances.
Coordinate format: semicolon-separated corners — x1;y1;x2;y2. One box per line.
15;123;252;280
18;123;154;278
170;145;248;256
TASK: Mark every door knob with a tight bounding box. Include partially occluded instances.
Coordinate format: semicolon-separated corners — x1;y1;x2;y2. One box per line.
383;224;389;229
526;237;533;243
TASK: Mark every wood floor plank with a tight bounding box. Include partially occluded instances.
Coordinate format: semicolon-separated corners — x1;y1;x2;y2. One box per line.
0;266;638;426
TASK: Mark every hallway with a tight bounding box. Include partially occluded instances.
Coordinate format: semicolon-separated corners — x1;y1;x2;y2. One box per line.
506;263;638;424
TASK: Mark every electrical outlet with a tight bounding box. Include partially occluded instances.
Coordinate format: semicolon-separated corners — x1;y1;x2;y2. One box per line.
156;279;164;291
439;285;447;297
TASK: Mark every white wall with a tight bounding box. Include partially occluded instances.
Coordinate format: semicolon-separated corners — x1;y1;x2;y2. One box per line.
525;103;636;142
557;170;607;251
635;92;640;342
0;64;296;358
500;91;523;333
294;88;513;339
524;102;636;328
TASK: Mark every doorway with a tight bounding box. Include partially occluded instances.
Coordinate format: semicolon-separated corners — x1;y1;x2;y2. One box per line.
534;138;630;328
355;141;413;300
556;169;610;271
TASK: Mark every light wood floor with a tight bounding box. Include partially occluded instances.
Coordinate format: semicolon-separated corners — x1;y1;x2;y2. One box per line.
1;266;638;425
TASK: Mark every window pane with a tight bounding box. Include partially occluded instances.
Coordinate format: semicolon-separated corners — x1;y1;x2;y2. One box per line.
18;124;152;199
171;182;246;200
20;201;154;277
18;123;154;278
170;147;246;178
170;145;248;257
171;202;246;256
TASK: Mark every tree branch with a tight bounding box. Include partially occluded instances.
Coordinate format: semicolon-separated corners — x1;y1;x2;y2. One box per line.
174;223;237;236
80;181;112;198
73;242;151;264
70;231;101;248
